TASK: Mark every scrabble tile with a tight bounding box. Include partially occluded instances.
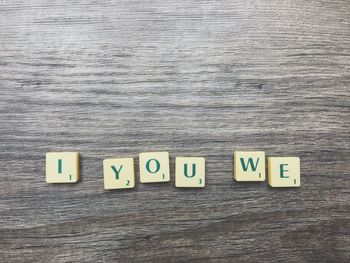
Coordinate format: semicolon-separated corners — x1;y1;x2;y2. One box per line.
268;157;300;187
234;151;265;181
139;152;170;183
46;152;79;183
175;157;205;188
103;158;135;190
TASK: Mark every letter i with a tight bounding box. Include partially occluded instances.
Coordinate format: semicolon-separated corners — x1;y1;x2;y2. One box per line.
58;159;62;174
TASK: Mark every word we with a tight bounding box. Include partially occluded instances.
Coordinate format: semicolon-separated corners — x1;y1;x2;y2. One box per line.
46;151;300;189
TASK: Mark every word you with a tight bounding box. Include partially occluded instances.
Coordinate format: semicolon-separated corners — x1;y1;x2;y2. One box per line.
46;151;301;189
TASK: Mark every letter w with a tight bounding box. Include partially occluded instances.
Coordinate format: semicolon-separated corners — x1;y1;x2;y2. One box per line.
240;158;259;172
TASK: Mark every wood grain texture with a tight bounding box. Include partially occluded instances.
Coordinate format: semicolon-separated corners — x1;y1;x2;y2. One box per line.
0;0;349;262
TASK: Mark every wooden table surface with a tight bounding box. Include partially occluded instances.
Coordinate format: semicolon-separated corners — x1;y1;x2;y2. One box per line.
0;1;349;262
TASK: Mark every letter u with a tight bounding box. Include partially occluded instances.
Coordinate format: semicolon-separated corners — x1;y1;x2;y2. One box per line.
184;163;196;178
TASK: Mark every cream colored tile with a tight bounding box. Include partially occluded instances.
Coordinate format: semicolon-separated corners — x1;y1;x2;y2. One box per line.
139;152;170;183
234;151;265;181
268;157;300;187
103;158;135;190
46;152;79;183
175;157;205;188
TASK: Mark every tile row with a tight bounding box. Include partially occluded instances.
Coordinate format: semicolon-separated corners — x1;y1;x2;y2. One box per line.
46;151;301;189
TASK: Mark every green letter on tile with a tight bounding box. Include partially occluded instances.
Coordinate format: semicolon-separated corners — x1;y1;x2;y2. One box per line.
280;164;289;178
184;163;196;178
146;159;160;174
58;159;62;174
240;158;259;172
111;165;123;180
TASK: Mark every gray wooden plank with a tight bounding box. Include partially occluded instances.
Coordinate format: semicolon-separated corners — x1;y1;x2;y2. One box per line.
0;0;349;262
